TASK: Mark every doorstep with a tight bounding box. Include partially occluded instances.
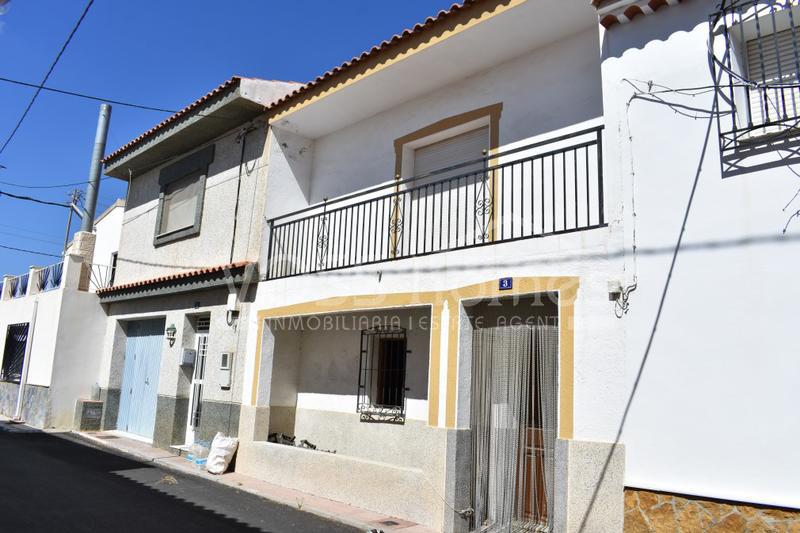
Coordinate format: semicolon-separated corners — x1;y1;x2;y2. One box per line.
74;430;435;533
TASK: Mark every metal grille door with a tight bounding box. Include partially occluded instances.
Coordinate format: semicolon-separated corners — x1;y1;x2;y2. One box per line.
1;323;29;383
117;319;165;440
186;316;210;443
470;325;559;532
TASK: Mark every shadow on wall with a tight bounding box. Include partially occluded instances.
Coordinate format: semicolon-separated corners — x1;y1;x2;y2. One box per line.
600;0;711;59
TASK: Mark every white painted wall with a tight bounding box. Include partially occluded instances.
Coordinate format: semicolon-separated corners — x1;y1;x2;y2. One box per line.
267;27;604;215
601;0;800;508
117;124;268;284
92;199;124;270
0;286;62;388
268;307;431;422
247;22;628;445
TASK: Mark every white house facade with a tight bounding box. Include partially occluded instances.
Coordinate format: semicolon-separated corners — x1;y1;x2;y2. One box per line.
231;0;800;532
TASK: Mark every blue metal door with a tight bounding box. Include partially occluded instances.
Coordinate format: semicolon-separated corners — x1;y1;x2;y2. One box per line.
117;319;164;439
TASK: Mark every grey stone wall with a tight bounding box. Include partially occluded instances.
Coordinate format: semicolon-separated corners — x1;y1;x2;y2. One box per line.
99;387;120;431
197;400;240;441
0;382;51;428
153;395;189;449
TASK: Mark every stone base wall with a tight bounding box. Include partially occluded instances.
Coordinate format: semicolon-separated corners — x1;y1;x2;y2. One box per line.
625;488;800;532
0;382;51;427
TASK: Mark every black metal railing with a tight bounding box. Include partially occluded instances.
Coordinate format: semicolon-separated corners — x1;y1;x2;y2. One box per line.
265;126;605;279
712;0;800;154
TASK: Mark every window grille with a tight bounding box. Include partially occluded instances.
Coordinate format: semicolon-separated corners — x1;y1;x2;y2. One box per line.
196;316;211;333
357;326;409;423
712;0;800;161
1;323;29;383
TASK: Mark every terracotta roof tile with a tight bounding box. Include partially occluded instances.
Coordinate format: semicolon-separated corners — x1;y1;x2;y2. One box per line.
592;0;686;28
97;260;251;295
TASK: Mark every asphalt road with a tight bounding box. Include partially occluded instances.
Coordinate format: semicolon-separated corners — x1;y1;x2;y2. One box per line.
0;423;361;533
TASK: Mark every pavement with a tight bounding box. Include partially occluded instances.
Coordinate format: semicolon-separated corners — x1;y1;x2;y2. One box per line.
0;421;363;532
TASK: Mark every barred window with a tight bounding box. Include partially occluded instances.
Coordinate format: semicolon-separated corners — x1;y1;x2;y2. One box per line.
1;323;29;383
357;326;408;422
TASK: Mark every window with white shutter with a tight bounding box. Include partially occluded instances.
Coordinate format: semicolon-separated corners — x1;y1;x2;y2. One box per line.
412;125;490;181
747;28;800;128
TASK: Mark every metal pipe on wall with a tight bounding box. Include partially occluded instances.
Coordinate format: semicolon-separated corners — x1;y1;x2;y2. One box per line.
80;103;112;232
13;298;38;422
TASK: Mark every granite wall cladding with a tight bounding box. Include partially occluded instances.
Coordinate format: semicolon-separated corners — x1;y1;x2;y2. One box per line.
99;387;120;431
197;400;240;442
153;395;189;449
625;488;800;533
0;381;50;427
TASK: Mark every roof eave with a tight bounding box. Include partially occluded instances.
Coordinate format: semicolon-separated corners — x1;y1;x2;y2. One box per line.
103;83;261;180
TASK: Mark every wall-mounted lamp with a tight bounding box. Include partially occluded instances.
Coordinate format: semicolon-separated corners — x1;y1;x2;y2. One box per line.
165;323;177;347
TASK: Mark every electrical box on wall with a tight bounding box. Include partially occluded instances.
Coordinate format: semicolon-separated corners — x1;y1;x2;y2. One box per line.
181;348;196;366
220;352;233;389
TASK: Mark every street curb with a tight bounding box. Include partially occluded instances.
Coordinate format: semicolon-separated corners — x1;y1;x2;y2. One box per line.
66;431;374;533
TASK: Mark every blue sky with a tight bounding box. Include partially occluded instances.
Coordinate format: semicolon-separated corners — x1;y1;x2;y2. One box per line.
0;0;456;275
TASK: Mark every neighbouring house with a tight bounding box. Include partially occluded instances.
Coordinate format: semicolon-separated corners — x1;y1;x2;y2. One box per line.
0;199;124;429
598;0;800;530
94;77;300;450
229;0;800;532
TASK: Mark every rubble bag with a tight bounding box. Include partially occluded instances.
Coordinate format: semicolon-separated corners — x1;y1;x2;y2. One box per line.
206;432;239;475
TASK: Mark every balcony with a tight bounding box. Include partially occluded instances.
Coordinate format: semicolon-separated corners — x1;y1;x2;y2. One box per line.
711;1;800;174
265;126;605;280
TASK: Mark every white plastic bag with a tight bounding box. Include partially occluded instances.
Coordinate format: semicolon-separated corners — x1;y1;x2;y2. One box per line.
206;432;239;474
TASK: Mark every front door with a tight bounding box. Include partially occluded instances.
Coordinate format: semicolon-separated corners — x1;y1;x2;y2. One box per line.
470;324;559;532
117;319;164;440
185;316;210;444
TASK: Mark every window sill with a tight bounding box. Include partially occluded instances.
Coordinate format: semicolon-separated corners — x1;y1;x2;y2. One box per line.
153;224;200;247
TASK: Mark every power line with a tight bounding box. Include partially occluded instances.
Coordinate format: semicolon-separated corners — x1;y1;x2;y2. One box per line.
0;175;112;189
0;76;177;114
0;0;94;156
0;190;71;208
0;243;61;258
0;230;62;246
0;222;63;239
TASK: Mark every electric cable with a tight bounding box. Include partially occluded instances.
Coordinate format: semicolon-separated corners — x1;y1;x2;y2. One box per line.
0;176;112;189
0;0;94;156
0;190;71;208
0;76;177;113
0;243;61;258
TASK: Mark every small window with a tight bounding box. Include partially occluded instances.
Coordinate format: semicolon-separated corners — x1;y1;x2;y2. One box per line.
108;252;118;287
357;326;408;422
154;144;214;246
1;323;29;383
158;170;202;235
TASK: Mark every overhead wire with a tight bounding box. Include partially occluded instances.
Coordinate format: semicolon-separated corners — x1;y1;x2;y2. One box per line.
0;189;71;208
0;76;178;114
0;0;95;156
0;243;61;258
0;176;112;189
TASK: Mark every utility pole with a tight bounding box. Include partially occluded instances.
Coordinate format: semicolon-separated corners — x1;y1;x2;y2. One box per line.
80;103;111;232
62;189;82;255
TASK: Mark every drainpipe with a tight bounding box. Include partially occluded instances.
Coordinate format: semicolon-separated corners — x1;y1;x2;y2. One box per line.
12;298;38;423
80;104;112;232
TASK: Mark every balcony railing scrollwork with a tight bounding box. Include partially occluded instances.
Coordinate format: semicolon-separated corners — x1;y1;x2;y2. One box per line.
265;126;606;280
